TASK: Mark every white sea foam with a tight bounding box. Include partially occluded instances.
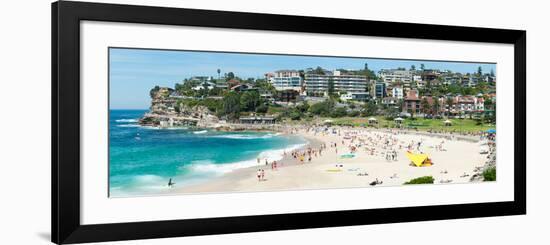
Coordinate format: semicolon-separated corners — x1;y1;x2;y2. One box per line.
193;130;208;134
184;143;307;175
133;174;165;184
210;133;281;140
117;124;141;128
115;118;139;123
140;126;189;130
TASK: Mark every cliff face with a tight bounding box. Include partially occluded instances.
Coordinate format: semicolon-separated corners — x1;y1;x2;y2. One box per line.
139;87;219;128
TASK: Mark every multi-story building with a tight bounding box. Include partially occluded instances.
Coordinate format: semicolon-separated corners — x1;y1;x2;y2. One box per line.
304;70;367;96
379;69;414;85
340;92;371;102
421;69;440;82
461;75;477;87
267;70;303;92
381;97;398;106
370;81;387;99
403;90;421;114
440;73;461;85
392;86;404;99
442;95;485;115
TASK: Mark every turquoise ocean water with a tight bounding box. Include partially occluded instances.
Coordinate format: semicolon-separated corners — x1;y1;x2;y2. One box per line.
109;110;306;197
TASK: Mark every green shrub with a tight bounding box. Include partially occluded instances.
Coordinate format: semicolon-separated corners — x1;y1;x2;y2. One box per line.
482;166;496;181
404;176;434;185
330;107;348;118
255;104;268;113
289;111;302;120
348;110;360;117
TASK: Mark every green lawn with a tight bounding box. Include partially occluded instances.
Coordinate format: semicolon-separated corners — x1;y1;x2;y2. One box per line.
326;116;493;133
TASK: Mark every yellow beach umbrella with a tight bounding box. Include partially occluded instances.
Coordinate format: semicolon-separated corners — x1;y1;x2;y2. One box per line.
405;151;431;167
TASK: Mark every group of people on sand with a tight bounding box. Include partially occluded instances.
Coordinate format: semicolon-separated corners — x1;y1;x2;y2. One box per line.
253;124;489;186
290;143;326;164
256;169;266;182
385;150;398;161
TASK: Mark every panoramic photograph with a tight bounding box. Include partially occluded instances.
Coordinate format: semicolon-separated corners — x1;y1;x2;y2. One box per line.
108;48;497;197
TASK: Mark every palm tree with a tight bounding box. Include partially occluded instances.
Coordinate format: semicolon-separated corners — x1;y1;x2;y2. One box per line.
217;69;221;79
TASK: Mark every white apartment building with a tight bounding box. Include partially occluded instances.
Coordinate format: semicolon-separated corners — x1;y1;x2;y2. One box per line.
379;69;414;84
392;86;404;99
304;70;367;96
267;70;303;92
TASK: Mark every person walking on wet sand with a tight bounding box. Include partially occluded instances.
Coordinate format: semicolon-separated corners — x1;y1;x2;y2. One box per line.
257;169;262;182
261;169;265;181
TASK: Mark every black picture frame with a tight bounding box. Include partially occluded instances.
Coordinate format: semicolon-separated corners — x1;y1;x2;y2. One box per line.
52;1;526;244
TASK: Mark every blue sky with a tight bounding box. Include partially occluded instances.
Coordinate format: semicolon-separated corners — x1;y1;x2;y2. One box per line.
109;48;496;109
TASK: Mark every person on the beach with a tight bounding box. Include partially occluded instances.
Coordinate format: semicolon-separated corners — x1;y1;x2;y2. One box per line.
257;169;261;182
261;169;265;181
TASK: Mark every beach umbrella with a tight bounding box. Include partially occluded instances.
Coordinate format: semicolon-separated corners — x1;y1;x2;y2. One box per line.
486;129;496;134
405;151;432;167
368;117;378;125
394;117;404;126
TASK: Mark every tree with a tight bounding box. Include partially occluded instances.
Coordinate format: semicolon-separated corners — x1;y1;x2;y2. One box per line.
330;107;347;118
477;66;483;76
296;101;310;113
222;92;241;120
239;90;260;112
420;64;425;70
421;98;431;115
362;100;378;116
327;78;335;96
410;65;416;71
199;82;210;97
432;98;441;116
446;97;454;116
255;104;268;113
253;79;276;94
313;66;325;75
289;110;302;120
226;72;235;80
217;68;221;79
309;100;334;116
149;86;160;98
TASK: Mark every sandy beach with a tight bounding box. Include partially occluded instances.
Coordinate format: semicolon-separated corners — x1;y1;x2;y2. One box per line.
172;126;492;194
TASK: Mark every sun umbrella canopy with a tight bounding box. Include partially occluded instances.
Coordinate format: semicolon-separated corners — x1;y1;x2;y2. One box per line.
486;129;496;134
406;151;431;167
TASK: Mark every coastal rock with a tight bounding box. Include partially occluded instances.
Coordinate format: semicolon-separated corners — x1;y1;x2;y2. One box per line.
140;88;220;128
